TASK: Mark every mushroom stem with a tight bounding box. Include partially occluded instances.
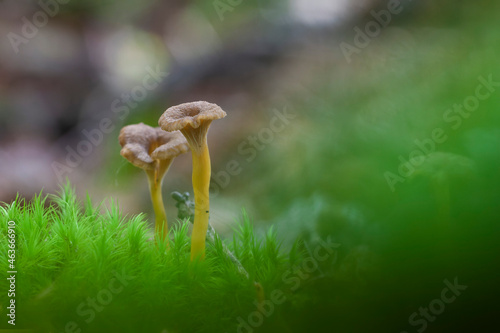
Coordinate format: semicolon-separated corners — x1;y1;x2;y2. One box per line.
146;160;172;241
434;176;451;228
190;142;211;260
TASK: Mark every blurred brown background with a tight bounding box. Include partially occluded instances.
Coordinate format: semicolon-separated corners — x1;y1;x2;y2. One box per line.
0;0;490;230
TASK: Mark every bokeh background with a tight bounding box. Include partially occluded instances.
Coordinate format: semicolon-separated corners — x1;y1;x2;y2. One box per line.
1;0;499;331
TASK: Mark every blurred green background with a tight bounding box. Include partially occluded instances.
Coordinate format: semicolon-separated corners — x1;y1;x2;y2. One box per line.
0;0;499;332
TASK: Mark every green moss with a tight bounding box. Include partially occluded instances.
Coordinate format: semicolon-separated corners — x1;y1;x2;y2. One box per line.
0;184;303;332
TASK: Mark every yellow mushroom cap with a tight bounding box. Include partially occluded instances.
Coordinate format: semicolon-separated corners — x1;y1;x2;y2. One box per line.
158;101;226;132
119;123;188;170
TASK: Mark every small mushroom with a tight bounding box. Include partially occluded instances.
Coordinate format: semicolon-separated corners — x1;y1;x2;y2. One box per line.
412;152;475;226
119;123;189;241
159;101;226;260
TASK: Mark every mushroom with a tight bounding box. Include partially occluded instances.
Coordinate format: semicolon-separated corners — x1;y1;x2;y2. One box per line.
159;101;226;260
412;152;475;226
119;123;189;241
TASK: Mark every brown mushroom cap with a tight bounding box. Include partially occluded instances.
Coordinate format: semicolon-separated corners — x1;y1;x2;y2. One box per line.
151;133;189;160
119;123;156;170
158;101;226;132
413;152;475;180
119;123;188;170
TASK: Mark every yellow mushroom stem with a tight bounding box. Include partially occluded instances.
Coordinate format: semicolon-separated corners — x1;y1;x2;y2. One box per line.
181;123;212;261
434;176;450;228
189;142;211;260
146;159;172;241
254;282;266;305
